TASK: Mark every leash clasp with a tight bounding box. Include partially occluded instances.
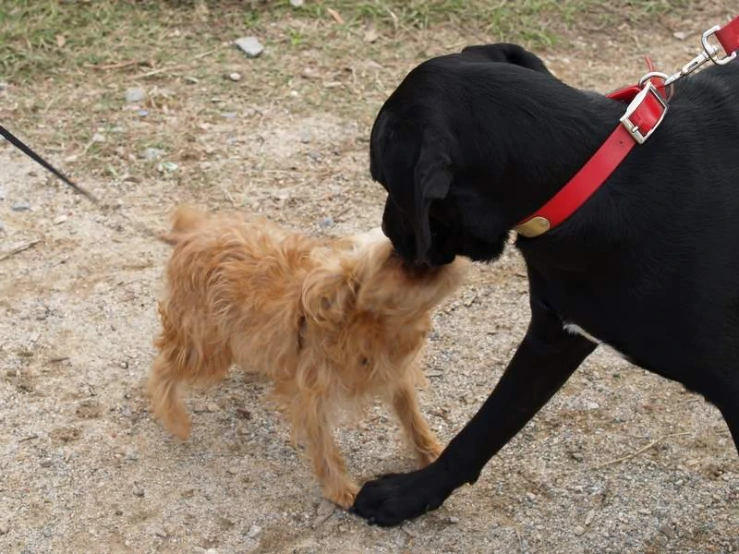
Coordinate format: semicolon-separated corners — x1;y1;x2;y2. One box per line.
663;23;737;87
619;81;668;144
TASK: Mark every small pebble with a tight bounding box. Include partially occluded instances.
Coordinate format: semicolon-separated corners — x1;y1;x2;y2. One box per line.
0;520;9;535
234;36;264;58
125;449;139;461
448;516;460;524
571;452;584;462
247;524;262;538
638;508;652;516
91;133;105;143
0;186;6;199
673;31;688;40
40;458;52;468
228;72;242;82
144;148;165;161
206;402;220;413
158;161;178;173
120;361;129;369
227;466;239;475
126;87;146;103
154;527;168;538
54;215;68;225
585;509;595;526
12;201;31;212
290;0;304;6
133;485;145;497
0;221;5;233
319;217;334;229
573;525;586;536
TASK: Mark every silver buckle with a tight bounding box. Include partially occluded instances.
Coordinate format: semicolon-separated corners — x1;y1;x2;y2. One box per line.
619;81;668;144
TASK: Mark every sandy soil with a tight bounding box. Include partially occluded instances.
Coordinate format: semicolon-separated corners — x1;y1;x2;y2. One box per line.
1;4;737;554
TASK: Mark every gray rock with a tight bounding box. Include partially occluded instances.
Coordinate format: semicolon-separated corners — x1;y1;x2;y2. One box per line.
12;201;31;212
574;525;586;536
40;458;52;468
54;215;68;225
0;520;8;535
0;221;5;233
290;0;304;6
247;524;262;538
133;484;145;497
126;87;146;103
235;36;264;58
228;72;242;82
0;186;6;200
144;147;165;161
319;217;334;229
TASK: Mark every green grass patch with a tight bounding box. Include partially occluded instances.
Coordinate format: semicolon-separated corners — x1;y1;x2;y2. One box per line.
1;0;697;82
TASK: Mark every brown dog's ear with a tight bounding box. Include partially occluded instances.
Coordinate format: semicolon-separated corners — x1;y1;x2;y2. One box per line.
413;131;453;263
300;262;357;326
356;241;469;319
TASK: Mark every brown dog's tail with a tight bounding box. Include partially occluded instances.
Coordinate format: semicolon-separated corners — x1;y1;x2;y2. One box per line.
159;205;208;245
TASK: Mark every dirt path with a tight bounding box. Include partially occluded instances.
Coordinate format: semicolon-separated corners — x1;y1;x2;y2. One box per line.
1;3;737;553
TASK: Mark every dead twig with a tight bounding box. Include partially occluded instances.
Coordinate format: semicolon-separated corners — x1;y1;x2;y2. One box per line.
0;239;40;262
590;432;691;470
85;60;146;71
133;64;191;80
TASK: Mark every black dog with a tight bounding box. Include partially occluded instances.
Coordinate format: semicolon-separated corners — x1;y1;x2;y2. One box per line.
352;43;739;526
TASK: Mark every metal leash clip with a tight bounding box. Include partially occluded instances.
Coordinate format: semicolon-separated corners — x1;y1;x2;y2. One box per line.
662;24;737;87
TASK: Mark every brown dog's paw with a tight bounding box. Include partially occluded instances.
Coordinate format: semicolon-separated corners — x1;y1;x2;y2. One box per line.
326;482;360;510
416;441;443;468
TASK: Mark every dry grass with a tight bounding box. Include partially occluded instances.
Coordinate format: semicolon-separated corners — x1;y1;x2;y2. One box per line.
0;0;701;192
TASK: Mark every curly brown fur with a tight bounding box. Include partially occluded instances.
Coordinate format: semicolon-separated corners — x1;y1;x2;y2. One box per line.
147;206;469;508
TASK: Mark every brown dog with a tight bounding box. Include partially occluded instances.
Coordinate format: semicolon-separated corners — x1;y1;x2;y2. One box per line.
147;206;469;507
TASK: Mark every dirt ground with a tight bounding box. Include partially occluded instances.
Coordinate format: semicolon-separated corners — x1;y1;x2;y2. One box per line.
1;2;737;553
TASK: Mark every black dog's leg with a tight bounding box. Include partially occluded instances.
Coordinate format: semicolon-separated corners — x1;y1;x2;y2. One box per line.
352;297;596;527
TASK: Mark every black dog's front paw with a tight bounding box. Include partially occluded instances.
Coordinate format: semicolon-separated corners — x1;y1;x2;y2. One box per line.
351;469;452;527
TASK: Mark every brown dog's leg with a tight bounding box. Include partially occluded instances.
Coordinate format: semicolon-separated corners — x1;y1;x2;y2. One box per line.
292;394;359;508
147;352;193;439
392;381;443;468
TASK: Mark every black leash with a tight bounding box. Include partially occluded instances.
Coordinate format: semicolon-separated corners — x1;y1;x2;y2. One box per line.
0;124;99;204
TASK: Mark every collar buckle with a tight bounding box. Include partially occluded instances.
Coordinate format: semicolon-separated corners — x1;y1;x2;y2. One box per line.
619;81;668;144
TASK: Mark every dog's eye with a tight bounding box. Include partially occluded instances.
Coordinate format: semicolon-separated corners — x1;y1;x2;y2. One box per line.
360;357;369;366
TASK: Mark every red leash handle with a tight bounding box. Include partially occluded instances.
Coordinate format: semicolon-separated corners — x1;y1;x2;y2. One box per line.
715;15;739;58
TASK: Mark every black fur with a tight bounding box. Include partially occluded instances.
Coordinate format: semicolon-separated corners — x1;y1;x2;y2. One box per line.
353;43;739;527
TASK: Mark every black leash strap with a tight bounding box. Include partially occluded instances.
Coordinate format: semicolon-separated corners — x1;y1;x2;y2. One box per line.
0;124;99;203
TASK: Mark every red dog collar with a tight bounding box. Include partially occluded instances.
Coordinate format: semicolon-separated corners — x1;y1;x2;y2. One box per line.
514;15;738;239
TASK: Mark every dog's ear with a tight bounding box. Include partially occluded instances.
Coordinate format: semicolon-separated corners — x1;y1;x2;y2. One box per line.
356;242;469;318
301;263;357;326
461;43;551;75
412;131;453;263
